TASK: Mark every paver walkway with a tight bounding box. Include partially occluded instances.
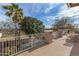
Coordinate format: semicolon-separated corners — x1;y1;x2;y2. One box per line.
17;35;73;56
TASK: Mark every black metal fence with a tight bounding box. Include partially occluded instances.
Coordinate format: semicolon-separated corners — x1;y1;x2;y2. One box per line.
0;33;46;56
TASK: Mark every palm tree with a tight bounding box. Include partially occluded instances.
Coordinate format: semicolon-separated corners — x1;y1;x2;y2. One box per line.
2;3;23;40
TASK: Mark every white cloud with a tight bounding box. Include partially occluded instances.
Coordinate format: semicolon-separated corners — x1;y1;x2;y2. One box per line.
45;5;79;28
65;6;79;17
44;4;68;22
45;25;52;28
56;6;79;19
0;8;9;22
53;4;68;18
0;14;9;22
0;9;4;13
45;16;55;22
44;4;59;13
0;3;11;6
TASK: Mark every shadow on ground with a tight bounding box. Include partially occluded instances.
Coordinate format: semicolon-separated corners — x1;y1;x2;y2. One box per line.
64;38;79;56
70;43;79;56
28;43;50;52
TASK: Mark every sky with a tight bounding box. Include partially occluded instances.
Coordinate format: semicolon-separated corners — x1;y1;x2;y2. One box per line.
0;3;79;28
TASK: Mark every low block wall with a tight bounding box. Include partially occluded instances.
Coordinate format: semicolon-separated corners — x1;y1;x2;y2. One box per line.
43;32;53;44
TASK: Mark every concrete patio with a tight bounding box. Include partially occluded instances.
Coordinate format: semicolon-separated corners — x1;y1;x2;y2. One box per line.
17;35;74;56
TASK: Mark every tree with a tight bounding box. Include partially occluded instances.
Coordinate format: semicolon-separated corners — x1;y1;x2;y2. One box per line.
20;16;44;48
52;16;75;33
21;16;45;34
2;3;23;40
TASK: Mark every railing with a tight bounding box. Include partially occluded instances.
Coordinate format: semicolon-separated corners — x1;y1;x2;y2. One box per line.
0;33;46;56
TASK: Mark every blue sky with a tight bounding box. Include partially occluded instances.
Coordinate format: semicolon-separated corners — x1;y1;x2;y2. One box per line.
0;3;71;28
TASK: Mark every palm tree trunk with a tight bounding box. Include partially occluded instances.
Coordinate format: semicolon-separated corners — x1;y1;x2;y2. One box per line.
15;23;17;40
15;23;20;40
15;23;21;51
14;23;17;52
